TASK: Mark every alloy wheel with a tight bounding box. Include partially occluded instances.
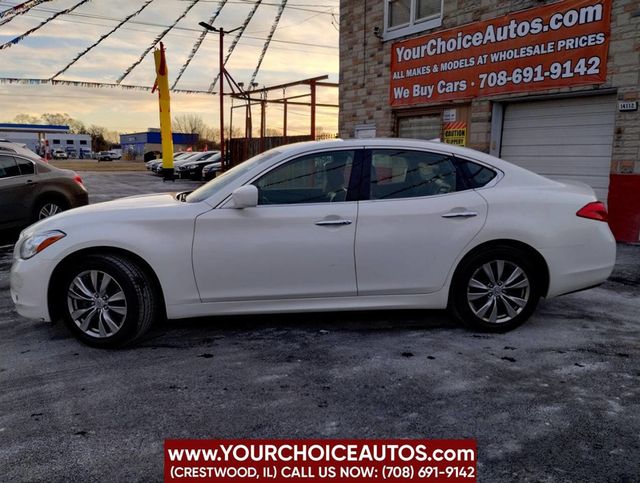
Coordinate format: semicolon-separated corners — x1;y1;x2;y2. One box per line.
66;270;128;338
467;260;530;324
38;203;62;219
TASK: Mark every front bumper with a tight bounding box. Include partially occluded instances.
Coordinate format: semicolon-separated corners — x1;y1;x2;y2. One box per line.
10;255;55;322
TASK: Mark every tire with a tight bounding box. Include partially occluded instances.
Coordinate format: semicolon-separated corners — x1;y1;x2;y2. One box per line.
56;254;159;348
449;246;541;332
34;198;68;221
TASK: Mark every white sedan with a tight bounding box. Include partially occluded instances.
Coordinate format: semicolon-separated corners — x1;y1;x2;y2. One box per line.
10;139;616;347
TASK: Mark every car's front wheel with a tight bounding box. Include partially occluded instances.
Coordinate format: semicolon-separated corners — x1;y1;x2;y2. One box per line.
449;247;541;332
57;254;159;348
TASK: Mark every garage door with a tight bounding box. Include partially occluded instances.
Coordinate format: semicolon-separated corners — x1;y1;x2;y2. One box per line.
500;95;615;203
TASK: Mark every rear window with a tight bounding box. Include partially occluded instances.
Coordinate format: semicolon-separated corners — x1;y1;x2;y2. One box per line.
455;158;497;188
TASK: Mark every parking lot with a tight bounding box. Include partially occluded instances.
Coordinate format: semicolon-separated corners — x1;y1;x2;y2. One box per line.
0;171;639;482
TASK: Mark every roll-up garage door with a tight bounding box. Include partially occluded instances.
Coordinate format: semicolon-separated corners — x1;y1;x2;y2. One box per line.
500;95;616;203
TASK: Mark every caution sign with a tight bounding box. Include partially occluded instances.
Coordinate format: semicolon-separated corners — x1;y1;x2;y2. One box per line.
443;122;467;146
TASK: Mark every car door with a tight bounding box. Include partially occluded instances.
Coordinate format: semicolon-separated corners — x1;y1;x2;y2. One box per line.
354;148;490;295
0;155;34;225
192;149;362;302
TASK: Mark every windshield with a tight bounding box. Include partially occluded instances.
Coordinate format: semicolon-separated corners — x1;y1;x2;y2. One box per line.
185;149;282;203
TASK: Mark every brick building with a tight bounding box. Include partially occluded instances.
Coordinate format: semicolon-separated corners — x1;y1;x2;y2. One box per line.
339;0;640;242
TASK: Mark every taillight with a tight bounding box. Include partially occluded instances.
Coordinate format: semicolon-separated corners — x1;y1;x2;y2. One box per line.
73;174;84;185
577;201;608;222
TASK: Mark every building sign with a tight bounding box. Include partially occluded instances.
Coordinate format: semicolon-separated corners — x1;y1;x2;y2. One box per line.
442;122;467;146
618;101;638;112
390;0;611;106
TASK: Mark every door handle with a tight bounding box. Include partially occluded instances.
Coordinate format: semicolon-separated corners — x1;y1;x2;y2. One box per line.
315;219;353;226
25;179;37;186
441;211;478;218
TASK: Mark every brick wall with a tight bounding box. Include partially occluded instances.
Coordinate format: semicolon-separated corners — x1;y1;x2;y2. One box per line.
339;0;639;171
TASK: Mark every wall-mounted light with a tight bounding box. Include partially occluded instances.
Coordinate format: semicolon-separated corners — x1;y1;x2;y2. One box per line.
373;26;383;40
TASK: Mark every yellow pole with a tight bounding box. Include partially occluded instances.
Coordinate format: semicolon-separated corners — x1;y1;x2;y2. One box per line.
153;42;174;178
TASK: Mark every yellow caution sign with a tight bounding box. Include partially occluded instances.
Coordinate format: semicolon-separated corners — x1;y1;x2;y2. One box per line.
152;42;174;175
442;122;467;146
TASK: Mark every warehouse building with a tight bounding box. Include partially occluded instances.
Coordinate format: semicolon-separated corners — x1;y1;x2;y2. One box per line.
0;123;91;157
339;0;640;242
120;129;199;160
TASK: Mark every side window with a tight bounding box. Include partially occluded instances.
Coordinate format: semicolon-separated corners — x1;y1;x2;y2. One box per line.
455;158;497;188
0;155;21;179
254;151;354;205
17;158;36;175
369;150;459;200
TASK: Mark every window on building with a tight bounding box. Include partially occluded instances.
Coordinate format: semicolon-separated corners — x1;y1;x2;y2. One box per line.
52;139;60;145
79;140;88;145
385;0;442;40
66;140;74;145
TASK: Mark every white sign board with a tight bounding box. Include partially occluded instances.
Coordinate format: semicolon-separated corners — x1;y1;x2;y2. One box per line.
354;124;376;139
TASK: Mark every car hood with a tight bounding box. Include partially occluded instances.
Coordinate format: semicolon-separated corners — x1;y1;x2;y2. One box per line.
22;193;205;236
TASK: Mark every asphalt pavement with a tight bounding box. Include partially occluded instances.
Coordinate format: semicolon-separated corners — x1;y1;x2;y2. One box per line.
0;172;638;482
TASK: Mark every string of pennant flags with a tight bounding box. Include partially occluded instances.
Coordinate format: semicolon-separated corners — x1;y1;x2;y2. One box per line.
208;0;263;93
51;0;156;80
116;0;201;85
0;77;215;95
249;0;287;86
171;0;229;90
0;0;294;93
0;0;53;26
0;0;93;50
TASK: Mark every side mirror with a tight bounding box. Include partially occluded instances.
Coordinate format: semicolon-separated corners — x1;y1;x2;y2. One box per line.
231;185;258;209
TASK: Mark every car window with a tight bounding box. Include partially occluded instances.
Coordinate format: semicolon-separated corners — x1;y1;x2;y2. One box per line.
368;150;460;200
455;158;497;188
0;155;21;178
253;151;355;205
16;158;35;175
186;149;282;203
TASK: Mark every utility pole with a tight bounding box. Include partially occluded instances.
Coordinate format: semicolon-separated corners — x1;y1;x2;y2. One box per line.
199;21;241;171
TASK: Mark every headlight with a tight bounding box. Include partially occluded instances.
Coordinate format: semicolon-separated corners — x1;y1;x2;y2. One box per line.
19;230;66;260
187;164;197;169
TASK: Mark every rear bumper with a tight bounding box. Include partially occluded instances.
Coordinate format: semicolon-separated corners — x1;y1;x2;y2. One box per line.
70;190;89;209
541;223;616;298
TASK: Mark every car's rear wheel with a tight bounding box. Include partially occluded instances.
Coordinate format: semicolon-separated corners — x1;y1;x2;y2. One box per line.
57;254;158;348
35;198;67;221
449;247;541;332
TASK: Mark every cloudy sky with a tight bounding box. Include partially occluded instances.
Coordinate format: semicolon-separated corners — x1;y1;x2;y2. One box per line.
0;0;339;135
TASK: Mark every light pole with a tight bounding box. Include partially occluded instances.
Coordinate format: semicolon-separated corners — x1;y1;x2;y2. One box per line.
199;21;240;171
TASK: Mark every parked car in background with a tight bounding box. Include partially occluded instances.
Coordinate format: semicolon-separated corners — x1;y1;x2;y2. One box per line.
151;152;196;174
66;149;77;159
10;139;616;347
146;152;190;171
98;151;121;162
202;161;222;181
0;141;42;161
176;151;221;179
52;149;68;160
0;153;88;230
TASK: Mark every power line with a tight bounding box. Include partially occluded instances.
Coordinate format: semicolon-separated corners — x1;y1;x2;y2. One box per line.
172;0;227;90
51;0;156;80
249;0;286;85
116;0;201;85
